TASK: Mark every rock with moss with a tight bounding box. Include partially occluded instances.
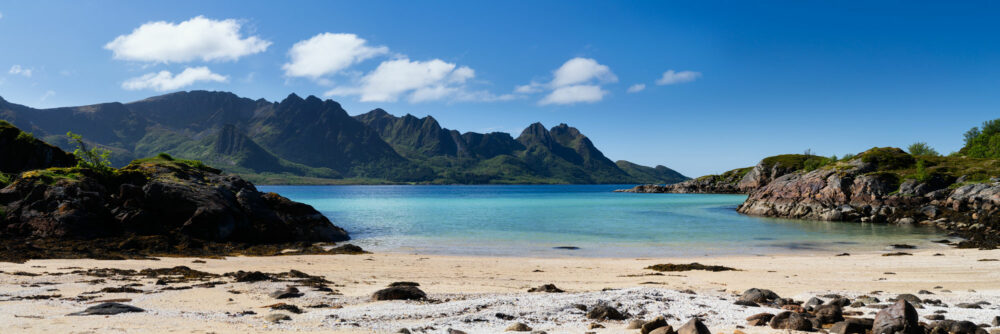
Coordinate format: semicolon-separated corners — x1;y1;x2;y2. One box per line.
0;120;77;177
0;154;348;243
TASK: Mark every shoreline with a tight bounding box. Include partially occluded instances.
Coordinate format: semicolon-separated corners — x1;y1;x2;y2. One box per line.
2;248;998;333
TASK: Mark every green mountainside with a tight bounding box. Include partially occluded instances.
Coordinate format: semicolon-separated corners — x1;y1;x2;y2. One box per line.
0;91;688;184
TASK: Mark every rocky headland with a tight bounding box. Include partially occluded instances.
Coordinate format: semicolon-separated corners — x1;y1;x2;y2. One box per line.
619;148;1000;249
0;120;359;262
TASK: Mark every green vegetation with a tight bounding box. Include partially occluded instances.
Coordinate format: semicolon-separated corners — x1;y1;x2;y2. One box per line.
859;147;916;170
0;172;11;187
960;118;1000;158
695;166;753;183
760;154;834;172
20;167;86;185
67;131;113;175
907;142;940;157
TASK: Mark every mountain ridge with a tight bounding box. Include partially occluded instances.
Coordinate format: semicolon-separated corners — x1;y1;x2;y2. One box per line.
0;90;689;185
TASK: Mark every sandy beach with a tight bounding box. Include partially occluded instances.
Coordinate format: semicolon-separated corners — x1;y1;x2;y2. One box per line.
1;246;999;333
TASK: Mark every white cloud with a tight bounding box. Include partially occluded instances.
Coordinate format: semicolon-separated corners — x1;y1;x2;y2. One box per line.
539;85;606;105
283;33;388;79
105;16;270;63
656;70;701;85
40;90;55;101
8;65;32;77
0;11;4;20
518;57;617;105
551;57;617;87
627;83;646;93
327;58;488;103
122;66;228;91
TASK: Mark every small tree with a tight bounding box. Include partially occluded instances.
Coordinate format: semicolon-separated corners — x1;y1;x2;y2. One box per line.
67;132;113;174
907;142;940;157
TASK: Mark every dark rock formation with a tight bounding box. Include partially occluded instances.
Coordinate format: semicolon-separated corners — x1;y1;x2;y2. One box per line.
0;156;348;243
873;300;921;334
0;120;76;176
372;286;427;301
677;318;711;334
769;311;813;331
586;304;626;321
739;288;781;304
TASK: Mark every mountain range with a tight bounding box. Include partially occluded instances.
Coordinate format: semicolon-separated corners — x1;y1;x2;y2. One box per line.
0;91;688;184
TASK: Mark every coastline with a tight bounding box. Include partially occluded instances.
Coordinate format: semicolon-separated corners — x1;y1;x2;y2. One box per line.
3;248;998;333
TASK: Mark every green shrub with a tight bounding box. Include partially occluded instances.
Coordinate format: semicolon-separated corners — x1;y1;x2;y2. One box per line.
67;131;113;174
156;152;175;161
15;131;35;143
960;118;1000;158
0;172;11;187
907;142;940;157
859;147;916;170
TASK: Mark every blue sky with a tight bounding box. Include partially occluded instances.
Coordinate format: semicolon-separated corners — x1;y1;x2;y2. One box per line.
0;1;998;177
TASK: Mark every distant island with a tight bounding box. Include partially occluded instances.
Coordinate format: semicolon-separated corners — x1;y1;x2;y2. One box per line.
0;91;688;185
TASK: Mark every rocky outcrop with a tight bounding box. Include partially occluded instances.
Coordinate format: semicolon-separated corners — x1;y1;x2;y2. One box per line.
616;167;752;194
618;158;808;194
737;154;1000;247
0;156;348;243
0;120;76;176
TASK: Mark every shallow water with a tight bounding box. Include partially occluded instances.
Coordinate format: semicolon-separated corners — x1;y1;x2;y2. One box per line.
260;184;948;257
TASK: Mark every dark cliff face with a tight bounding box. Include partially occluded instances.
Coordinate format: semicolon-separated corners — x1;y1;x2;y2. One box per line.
0;120;77;175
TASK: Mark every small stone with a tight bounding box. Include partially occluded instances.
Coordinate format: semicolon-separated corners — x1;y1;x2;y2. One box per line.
527;284;564;293
269;286;302;299
746;313;774;327
505;322;532;332
992;316;1000;327
447;329;467;334
650;326;676;334
924;314;945;321
587;323;604;329
264;313;291;323
626;319;645;329
68;302;144;316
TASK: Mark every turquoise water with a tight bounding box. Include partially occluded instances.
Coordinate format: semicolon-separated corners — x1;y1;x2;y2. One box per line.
259;184;947;257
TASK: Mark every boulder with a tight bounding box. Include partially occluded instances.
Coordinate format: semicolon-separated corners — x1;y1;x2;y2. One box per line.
830;318;871;334
814;304;845;324
677;318;710;334
586;304;626;321
739;288;780;304
372;286;426;301
641;316;668;334
746;313;774;326
872;300;921;334
650;326;676;334
626;319;645;329
770;311;812;331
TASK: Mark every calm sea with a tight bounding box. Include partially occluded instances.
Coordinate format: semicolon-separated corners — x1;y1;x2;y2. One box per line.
259;184;946;257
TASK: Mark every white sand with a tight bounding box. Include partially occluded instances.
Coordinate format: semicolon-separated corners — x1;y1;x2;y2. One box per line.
1;247;999;333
